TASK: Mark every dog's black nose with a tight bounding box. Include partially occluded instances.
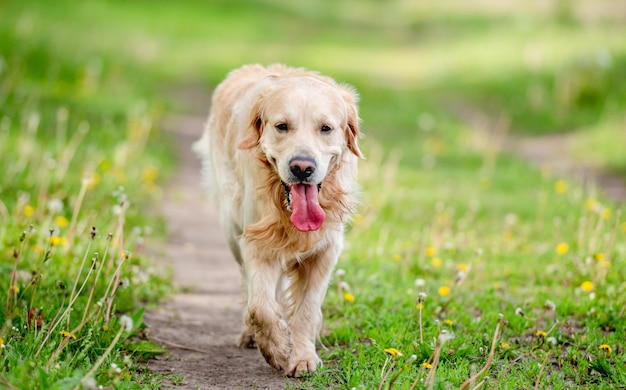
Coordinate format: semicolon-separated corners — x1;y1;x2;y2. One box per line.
289;157;316;180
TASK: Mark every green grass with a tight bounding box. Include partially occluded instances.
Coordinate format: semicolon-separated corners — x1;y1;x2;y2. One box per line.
0;8;173;388
1;0;625;388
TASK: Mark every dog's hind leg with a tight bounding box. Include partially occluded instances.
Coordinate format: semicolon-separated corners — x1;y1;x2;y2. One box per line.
237;263;257;349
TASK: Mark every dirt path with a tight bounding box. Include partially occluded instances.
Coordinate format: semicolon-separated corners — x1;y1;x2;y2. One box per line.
450;101;626;202
510;133;626;202
144;114;290;389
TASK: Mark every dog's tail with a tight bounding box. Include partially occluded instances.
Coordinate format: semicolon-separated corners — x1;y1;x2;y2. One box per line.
192;126;209;157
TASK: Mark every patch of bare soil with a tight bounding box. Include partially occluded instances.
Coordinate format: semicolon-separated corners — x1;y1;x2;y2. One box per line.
509;133;626;202
144;115;290;389
450;101;626;202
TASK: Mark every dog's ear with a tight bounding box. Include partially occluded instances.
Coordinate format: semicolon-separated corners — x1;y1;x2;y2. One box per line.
238;99;264;149
340;85;364;158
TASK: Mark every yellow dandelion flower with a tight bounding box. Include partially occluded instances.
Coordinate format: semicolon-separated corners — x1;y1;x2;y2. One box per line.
443;319;454;326
421;362;432;369
599;344;612;354
425;246;437;257
392;254;402;262
556;242;569;255
601;208;611;220
479;177;491;190
50;236;68;246
554;180;567;194
142;166;159;183
9;285;19;293
84;172;100;189
536;330;547;338
343;292;355;303
622;222;626;232
0;337;4;345
501;342;510;348
33;245;44;255
401;241;412;250
585;198;596;211
103;325;109;331
113;169;126;184
430;257;442;268
54;216;69;228
593;253;605;262
23;205;35;217
457;263;469;272
99;158;111;172
600;261;611;269
59;330;77;340
437;286;451;297
580;281;594;292
384;348;403;356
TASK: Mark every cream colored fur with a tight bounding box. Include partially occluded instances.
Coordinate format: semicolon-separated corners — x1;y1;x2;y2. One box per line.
194;64;362;377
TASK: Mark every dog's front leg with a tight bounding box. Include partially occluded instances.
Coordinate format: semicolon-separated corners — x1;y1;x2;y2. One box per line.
244;249;292;372
286;244;340;377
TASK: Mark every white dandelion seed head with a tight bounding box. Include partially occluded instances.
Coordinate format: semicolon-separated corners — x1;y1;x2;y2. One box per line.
544;300;556;311
414;278;426;288
505;213;517;225
438;330;455;345
547;336;557;346
335;269;346;278
47;198;63;213
119;315;133;332
81;376;98;390
339;281;351;292
418;112;436;132
112;205;123;215
120;277;130;289
515;307;524;317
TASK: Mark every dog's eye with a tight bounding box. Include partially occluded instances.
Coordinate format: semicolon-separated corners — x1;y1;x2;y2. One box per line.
321;125;332;133
275;123;288;132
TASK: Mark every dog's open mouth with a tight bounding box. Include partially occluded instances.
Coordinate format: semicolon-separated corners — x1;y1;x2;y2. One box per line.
282;182;324;232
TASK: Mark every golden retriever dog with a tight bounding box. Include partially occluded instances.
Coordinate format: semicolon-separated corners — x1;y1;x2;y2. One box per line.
194;64;362;377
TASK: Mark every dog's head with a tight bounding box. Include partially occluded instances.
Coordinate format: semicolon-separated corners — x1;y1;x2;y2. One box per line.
239;75;362;232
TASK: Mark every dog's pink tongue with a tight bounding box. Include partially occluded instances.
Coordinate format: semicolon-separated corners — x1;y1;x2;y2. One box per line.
290;184;325;232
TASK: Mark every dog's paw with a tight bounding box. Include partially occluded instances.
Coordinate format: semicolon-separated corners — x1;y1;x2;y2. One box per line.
237;328;257;349
256;319;292;371
286;350;321;377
